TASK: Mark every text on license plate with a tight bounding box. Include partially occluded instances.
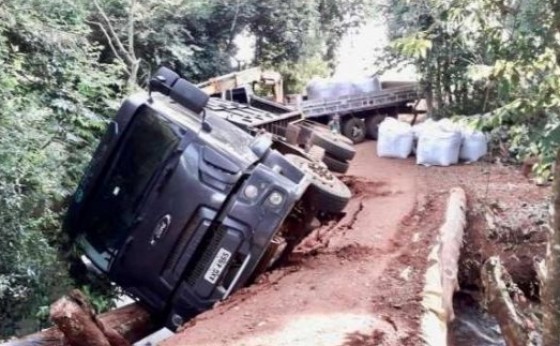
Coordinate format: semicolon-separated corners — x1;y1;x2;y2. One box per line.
204;248;232;284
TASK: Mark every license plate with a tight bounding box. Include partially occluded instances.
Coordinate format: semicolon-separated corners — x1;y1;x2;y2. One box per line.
204;248;232;284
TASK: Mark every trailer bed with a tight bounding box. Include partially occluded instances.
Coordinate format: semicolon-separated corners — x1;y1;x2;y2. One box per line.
206;98;302;136
301;82;421;118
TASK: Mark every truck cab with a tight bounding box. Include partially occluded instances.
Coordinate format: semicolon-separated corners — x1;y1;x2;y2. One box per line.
64;72;313;329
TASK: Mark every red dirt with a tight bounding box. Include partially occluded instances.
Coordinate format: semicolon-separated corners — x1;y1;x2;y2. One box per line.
416;160;550;345
415;161;550;298
161;143;445;346
158;142;549;346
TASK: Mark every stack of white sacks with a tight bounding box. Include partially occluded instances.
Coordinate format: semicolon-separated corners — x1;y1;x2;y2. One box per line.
377;118;488;166
306;76;381;100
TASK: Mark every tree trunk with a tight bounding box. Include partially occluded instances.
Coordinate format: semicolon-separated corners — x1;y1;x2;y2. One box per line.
439;187;466;322
460;80;469;113
2;301;157;346
421;187;466;346
127;60;139;87
50;296;112;346
435;58;444;113
481;257;531;346
443;58;453;105
423;59;434;117
550;0;560;64
542;149;560;346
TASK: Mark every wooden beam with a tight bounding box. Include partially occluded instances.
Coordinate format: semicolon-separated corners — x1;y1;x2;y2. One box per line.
420;187;467;346
439;187;467;322
50;295;112;346
481;257;531;346
2;303;157;346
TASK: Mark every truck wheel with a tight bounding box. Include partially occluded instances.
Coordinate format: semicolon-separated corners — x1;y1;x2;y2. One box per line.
306;145;326;162
285;154;351;213
309;130;356;161
322;154;350;174
300;121;354;146
342;118;366;144
365;114;386;140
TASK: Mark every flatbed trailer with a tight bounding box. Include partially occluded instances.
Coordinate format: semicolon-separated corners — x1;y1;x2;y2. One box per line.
206;98;300;137
204;97;356;174
300;81;423;143
198;76;356;173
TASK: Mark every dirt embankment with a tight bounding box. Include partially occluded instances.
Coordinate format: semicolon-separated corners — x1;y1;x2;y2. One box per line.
414;160;549;345
161;143;446;346
417;162;549;298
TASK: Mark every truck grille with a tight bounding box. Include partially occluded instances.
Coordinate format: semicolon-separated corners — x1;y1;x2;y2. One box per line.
185;225;226;286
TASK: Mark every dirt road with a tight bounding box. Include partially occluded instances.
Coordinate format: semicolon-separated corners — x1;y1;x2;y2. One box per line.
162;143;441;346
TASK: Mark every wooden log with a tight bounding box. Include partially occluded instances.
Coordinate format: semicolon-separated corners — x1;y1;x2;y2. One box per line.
481;256;531;346
420;187;467;346
439;187;466;322
534;258;546;291
543;149;560;346
420;244;447;346
50;296;112;346
1;303;157;346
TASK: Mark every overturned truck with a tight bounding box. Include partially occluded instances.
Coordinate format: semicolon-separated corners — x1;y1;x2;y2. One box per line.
63;67;351;331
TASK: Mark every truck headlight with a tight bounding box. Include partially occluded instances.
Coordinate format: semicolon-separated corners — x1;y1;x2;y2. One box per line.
268;191;284;206
244;184;259;200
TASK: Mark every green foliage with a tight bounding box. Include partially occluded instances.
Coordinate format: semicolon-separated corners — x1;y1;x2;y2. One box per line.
275;56;331;94
0;0;122;337
391;35;432;59
88;0;374;83
0;0;374;338
385;0;560;178
250;0;374;92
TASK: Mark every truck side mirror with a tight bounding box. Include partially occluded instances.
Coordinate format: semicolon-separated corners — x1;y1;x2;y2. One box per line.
169;78;209;115
149;67;210;115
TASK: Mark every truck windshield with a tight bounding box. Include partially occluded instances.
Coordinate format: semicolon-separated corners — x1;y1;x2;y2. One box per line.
82;107;181;255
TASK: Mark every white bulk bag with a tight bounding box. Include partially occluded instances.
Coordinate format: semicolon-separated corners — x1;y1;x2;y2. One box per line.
411;119;436;155
412;119;436;140
438;118;463;133
306;77;334;100
331;79;355;98
460;130;488;162
416;127;462;166
353;76;381;94
377;118;414;159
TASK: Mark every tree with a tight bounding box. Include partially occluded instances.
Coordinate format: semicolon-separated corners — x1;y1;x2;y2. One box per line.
543;149;560;345
0;0;122;337
384;0;560;178
90;0;140;87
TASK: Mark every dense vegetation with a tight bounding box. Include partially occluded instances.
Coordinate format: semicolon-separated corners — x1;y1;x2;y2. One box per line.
0;0;373;337
384;0;560;180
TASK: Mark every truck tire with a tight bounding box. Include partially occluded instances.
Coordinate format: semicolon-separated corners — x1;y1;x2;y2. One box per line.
300;121;354;146
306;145;326;162
309;130;356;161
365;114;386;140
322;154;350;174
342;117;366;144
285;154;351;213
